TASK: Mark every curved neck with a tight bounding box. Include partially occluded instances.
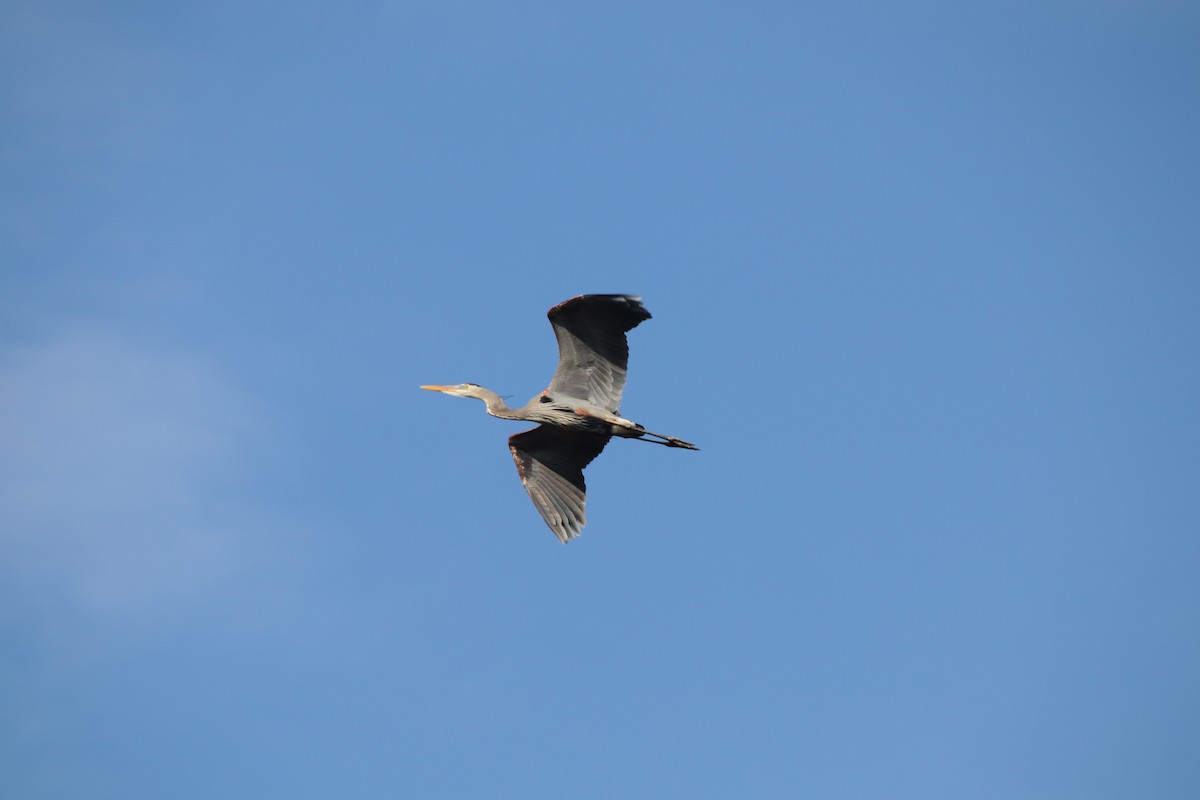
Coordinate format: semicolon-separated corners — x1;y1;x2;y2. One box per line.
473;387;523;420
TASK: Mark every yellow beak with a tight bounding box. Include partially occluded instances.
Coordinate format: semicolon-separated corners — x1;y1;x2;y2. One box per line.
420;385;454;392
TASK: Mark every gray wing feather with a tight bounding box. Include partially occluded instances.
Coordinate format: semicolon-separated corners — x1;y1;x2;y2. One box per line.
546;295;651;413
509;425;611;542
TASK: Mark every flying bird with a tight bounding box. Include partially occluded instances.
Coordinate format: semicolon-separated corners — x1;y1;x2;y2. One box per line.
421;294;698;542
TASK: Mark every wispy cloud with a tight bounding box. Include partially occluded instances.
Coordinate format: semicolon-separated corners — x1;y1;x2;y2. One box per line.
0;332;270;618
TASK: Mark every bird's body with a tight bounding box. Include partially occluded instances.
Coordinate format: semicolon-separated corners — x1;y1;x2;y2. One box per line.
421;294;697;542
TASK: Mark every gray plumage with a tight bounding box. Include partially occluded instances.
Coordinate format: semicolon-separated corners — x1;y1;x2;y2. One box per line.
421;294;698;542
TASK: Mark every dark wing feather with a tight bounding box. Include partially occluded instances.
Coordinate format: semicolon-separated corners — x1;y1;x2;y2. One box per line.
509;425;612;542
546;294;651;413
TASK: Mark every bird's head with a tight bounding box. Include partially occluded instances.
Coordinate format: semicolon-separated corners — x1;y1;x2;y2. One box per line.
420;383;485;399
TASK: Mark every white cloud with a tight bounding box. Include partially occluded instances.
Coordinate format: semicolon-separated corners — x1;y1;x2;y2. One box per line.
0;332;268;618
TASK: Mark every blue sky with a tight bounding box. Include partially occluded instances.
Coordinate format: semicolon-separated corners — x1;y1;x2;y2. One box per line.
2;1;1198;797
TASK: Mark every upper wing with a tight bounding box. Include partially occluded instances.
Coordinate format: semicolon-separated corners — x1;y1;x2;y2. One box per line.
546;294;651;413
509;425;612;542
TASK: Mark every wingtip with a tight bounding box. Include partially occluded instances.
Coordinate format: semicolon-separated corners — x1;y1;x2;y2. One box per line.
548;294;651;320
549;520;582;544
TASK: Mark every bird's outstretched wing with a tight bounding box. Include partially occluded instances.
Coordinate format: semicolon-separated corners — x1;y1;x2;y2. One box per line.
546;294;651;413
509;425;612;542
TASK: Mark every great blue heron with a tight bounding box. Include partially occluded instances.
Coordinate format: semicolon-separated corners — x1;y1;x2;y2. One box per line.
421;294;698;542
